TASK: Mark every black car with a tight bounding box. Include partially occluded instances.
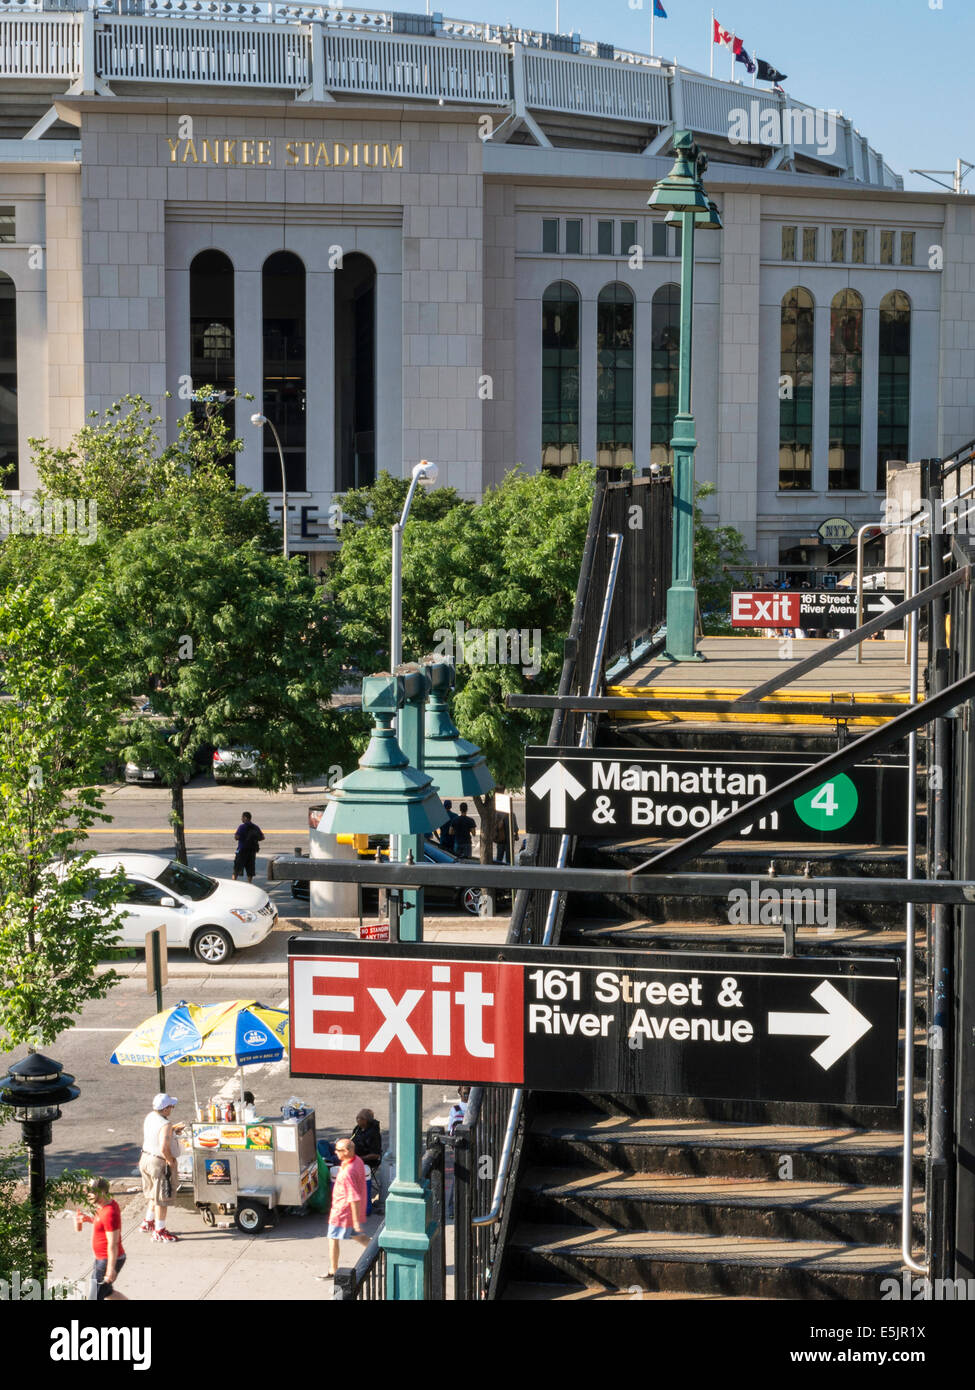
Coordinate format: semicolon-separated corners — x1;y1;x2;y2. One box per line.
291;840;486;915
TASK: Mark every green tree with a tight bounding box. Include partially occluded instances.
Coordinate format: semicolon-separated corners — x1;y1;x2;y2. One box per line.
329;465;595;858
0;585;127;1051
0;1136;91;1288
694;481;753;634
106;528;346;862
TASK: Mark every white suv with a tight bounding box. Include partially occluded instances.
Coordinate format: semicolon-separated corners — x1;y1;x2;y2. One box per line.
70;854;277;964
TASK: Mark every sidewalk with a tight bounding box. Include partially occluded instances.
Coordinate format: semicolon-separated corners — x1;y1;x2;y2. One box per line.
47;1186;383;1302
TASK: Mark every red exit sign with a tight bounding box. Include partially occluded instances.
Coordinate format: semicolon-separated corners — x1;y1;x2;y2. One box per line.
289;953;525;1084
731;591;800;627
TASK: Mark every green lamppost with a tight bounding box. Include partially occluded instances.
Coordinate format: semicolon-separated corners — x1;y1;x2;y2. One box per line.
320;661;493;1300
648;130;722;661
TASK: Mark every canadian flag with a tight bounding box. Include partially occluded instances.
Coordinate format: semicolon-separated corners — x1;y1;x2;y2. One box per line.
713;19;743;54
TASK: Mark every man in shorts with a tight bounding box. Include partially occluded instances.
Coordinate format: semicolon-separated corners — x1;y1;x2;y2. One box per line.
325;1137;370;1277
139;1092;182;1242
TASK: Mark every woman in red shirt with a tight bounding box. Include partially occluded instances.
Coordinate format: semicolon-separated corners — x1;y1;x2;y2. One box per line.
76;1177;126;1301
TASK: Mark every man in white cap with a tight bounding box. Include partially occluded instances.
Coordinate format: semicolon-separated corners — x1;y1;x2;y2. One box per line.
139;1093;182;1242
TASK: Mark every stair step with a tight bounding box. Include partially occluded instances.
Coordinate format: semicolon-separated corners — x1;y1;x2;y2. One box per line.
520;1168;921;1243
501;1280;776;1301
529;1114;919;1183
507;1223;905;1299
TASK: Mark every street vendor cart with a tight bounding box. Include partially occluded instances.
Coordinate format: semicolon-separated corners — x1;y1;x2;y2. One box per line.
189;1108;318;1233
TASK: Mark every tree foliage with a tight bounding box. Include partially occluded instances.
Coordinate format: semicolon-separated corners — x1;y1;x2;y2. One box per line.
694;482;753;634
0;1134;91;1288
0;585;126;1050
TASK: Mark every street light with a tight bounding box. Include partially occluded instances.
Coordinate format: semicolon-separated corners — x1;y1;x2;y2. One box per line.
648;131;722;661
0;1053;79;1280
250;412;289;559
391;461;439;671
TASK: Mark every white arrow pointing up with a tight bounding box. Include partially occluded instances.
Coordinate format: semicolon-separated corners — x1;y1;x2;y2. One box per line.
530;761;586;829
767;980;872;1071
866;594;895;613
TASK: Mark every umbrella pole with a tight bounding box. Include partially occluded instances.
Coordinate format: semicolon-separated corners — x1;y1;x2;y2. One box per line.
190;1068;200;1122
239;1068;245;1122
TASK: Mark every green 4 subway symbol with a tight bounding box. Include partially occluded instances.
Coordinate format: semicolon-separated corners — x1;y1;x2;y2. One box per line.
793;774;858;831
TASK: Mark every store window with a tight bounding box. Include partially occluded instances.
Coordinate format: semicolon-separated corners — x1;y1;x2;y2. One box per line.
828;288;863;490
541;282;580;468
261;251;306;493
565;220;582;254
851;228;867;263
189;250;235;471
901;231;915;266
651;282;680;467
781;226;797;261
597;221;614;256
779;288;814;492
831;228;846;263
876;290;911;491
542;219;559;253
596;283;635;469
0;272;17;490
802;228;818;262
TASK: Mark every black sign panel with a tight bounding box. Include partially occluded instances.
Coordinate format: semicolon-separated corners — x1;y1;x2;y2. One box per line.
525;746;908;843
287;939;901;1107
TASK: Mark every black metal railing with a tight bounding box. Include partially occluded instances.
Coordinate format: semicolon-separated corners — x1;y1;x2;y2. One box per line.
452;465;671;1297
333;1133;446;1300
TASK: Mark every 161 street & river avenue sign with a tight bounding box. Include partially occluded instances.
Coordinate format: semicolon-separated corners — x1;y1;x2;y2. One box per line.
524;746;908;842
288;942;900;1107
731;589;904;631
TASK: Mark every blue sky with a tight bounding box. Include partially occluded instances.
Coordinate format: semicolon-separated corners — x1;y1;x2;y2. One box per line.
423;0;972;191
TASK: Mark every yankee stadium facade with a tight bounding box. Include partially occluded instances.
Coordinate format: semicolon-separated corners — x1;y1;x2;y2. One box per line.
0;2;972;569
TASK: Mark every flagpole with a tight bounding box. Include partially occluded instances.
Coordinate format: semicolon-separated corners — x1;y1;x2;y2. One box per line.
710;9;714;77
651;4;655;57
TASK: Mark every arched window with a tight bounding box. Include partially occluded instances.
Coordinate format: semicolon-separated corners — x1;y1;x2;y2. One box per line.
190;250;235;471
877;290;911;491
541;282;579;469
334;253;376;492
262;251;306;493
596;283;634;469
0;273;16;490
829;288;863;491
651;283;680;467
779;288;814;491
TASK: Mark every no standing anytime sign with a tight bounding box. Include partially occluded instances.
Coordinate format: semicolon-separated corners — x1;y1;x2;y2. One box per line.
288;940;900;1107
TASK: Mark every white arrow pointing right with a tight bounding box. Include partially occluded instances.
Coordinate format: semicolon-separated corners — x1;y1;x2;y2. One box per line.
767;979;872;1070
529;761;587;829
866;594;895;614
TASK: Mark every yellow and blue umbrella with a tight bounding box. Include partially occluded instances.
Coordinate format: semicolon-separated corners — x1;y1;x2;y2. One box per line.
109;1000;206;1068
175;1000;289;1069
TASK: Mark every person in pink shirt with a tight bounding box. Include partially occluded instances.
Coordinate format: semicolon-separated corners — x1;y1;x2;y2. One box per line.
326;1137;370;1278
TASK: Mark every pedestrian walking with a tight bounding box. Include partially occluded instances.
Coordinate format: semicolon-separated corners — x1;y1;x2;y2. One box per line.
325;1138;370;1278
232;810;265;883
75;1177;127;1301
452;802;477;859
139;1092;182;1243
438;800;458;854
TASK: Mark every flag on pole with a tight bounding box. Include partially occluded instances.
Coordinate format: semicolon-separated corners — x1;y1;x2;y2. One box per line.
713;18;735;47
654;0;667;16
735;45;756;74
756;58;788;83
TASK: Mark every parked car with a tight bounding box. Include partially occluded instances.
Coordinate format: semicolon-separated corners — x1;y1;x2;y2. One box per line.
53;854;277;964
291;839;491;915
124;733;212;785
212;747;260;783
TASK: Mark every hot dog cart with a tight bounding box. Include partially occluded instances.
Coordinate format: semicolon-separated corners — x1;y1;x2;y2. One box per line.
188;1108;319;1233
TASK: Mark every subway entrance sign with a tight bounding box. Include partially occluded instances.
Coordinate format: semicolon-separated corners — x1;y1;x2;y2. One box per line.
288;940;900;1107
524;746;908;843
730;589;904;631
